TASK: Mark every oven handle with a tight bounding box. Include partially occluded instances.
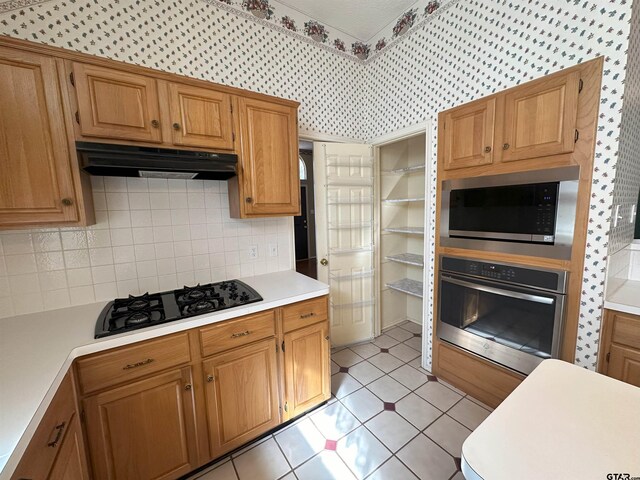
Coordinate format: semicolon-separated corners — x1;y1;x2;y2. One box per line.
441;275;555;305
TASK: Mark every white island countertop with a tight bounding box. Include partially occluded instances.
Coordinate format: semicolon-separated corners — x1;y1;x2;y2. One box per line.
0;270;328;479
462;359;640;480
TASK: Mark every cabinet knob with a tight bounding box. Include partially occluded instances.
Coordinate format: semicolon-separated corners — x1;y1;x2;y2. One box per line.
245;197;253;203
207;375;214;383
151;119;160;128
325;336;330;341
503;143;510;150
484;146;492;153
172;123;181;131
320;258;328;266
61;198;73;206
184;384;192;391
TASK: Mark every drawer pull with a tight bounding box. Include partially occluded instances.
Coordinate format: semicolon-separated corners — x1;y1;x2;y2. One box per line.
47;422;66;448
300;313;315;319
231;330;251;338
123;358;155;370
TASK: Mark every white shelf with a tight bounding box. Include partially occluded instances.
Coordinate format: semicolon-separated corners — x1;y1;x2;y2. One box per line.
386;253;424;267
383;164;426;175
383;226;424;235
330;245;374;255
386;278;424;298
327;159;374;168
328;221;373;230
331;299;375;309
326;179;374;187
383;197;425;204
330;269;374;280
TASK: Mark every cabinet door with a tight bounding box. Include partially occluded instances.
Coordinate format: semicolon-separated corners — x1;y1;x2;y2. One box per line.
168;83;234;150
203;338;280;456
237;98;300;216
84;367;198;480
73;63;162;143
608;344;640;388
0;48;79;226
501;71;580;162
442;98;495;170
48;415;91;480
283;321;330;418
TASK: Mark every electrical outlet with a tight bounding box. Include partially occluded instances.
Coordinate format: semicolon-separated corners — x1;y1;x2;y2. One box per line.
269;244;278;257
249;245;258;259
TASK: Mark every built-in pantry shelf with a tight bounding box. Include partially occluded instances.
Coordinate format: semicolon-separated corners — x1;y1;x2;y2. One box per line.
328;221;373;230
386;253;424;267
383;164;426;175
386;278;424;298
329;269;374;280
383;226;424;235
383;196;425;204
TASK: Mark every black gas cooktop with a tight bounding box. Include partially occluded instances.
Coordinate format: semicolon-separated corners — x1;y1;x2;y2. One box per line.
95;280;262;338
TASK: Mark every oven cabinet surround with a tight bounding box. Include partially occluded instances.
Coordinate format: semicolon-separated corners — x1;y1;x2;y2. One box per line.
10;372;90;480
0;37;300;228
598;309;640;388
441;69;581;172
67;295;328;479
433;58;603;408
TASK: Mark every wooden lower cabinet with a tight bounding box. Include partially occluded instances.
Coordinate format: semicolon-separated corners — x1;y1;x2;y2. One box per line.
607;344;640;387
283;321;330;418
600;309;640;388
83;366;199;480
48;415;90;480
203;338;280;457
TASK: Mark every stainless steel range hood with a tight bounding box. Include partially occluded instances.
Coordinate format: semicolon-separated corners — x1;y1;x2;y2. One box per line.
77;142;238;180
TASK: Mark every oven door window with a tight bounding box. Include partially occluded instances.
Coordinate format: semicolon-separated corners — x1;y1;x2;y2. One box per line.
440;275;559;359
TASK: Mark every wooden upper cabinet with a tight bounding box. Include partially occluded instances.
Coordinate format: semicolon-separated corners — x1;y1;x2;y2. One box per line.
0;48;80;226
501;71;580;162
203;338;280;457
442;98;496;170
283;321;330;419
168;83;234;150
235;97;300;217
73;62;163;143
83;366;199;480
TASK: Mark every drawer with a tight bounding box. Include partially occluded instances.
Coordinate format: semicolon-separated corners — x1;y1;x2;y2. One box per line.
76;333;191;395
200;310;276;357
282;296;328;333
611;311;640;350
12;372;76;480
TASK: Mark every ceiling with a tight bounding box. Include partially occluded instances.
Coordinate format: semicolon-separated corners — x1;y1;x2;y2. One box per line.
277;0;418;41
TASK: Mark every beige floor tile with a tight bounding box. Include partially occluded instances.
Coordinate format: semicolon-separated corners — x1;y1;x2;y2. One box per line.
384;326;414;342
347;361;384;385
367;352;404;373
349;342;380;359
195;460;237;480
367;375;410;403
424;414;472;457
311;402;360;440
395;393;443;430
341;388;384;423
437;378;466;396
403;336;422;351
275;418;326;468
337;426;391;479
389;343;421;362
368;456;418;480
399;321;422;334
466;395;495;412
451;472;465;480
388;364;429;390
233;438;290;480
447;397;491;430
331;372;362;399
295;451;356;480
415;381;463;411
365;411;419;452
330;361;339;375
372;334;400;349
397;434;456;480
332;349;364;367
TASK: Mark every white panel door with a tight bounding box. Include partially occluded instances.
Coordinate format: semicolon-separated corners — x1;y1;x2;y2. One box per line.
314;143;375;346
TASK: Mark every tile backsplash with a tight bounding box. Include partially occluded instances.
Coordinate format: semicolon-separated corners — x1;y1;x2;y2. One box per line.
0;176;294;318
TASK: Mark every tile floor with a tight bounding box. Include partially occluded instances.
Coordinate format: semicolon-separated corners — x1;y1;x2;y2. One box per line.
188;321;492;480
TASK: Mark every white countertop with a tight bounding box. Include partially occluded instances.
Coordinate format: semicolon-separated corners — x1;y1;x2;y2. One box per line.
461;359;640;480
604;278;640;316
0;270;328;479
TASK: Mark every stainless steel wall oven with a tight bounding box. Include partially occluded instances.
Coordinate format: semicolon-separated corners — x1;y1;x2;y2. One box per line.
440;166;579;260
437;255;568;375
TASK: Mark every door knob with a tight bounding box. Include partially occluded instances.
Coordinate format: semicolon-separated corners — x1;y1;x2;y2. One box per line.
320;258;328;266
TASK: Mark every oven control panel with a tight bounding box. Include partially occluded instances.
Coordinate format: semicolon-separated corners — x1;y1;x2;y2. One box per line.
441;256;567;293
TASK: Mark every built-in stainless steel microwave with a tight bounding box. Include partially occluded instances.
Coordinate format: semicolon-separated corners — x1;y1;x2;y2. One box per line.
440;166;579;259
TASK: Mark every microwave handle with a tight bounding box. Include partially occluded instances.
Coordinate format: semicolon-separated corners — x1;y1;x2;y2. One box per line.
441;275;554;305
